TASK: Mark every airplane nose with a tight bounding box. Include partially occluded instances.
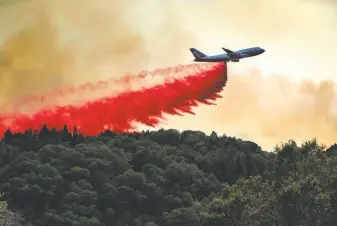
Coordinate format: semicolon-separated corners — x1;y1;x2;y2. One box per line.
261;48;265;53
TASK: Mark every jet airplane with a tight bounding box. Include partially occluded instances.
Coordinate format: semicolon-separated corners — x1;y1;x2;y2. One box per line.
190;47;265;62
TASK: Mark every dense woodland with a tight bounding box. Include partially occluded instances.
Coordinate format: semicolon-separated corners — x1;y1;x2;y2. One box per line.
0;125;337;225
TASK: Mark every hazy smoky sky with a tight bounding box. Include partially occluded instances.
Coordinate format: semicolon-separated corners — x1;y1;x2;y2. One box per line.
0;0;336;149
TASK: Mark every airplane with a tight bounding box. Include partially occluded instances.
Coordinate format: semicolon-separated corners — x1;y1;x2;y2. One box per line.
189;47;265;62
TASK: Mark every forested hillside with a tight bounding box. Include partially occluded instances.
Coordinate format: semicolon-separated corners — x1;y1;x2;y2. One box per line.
0;125;336;225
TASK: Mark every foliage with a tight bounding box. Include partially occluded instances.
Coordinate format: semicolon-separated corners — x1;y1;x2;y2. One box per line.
0;192;22;225
201;139;337;225
0;126;336;225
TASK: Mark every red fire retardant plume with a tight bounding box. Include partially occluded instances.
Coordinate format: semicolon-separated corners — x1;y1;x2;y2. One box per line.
0;62;227;136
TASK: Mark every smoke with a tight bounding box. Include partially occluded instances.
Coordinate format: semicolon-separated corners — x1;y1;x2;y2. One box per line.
0;11;77;102
0;0;195;103
213;70;337;149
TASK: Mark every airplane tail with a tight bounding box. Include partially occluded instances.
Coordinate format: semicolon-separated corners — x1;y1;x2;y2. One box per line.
189;48;207;60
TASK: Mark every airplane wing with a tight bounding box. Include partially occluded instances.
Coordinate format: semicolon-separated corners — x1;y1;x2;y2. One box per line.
227;52;249;58
222;48;234;53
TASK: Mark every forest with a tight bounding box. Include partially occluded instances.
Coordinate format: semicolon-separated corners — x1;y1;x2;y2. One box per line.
0;125;336;225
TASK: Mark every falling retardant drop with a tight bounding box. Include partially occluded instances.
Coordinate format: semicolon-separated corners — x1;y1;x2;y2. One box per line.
0;62;227;136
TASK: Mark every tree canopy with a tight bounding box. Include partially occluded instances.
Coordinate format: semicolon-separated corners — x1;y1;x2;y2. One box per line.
0;126;336;225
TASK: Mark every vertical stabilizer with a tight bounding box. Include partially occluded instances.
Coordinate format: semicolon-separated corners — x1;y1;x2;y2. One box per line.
190;48;207;60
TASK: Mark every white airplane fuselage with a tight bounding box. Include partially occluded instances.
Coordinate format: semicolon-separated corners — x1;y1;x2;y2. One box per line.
190;47;265;63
